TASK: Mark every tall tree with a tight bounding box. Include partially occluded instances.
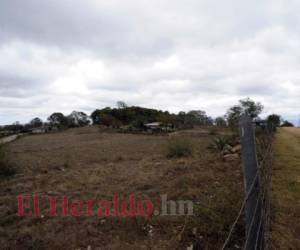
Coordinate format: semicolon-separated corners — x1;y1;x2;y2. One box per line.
67;111;90;127
239;98;264;118
48;113;68;127
187;110;213;126
226;98;264;128
215;116;227;127
266;114;281;127
30;117;43;128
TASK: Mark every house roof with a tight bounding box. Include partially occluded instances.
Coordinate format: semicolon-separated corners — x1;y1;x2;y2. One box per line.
144;122;162;127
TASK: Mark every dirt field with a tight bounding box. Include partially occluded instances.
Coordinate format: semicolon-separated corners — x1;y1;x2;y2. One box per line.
0;126;244;249
271;127;300;249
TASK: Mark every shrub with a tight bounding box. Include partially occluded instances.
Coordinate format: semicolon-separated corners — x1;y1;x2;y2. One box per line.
0;146;15;178
209;136;230;152
208;134;239;152
166;138;193;158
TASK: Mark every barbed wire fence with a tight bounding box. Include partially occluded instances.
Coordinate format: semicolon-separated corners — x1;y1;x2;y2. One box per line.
221;114;274;250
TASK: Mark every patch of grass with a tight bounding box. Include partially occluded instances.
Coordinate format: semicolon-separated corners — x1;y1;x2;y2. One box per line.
185;184;245;249
271;128;300;249
0;145;16;178
166;137;193;158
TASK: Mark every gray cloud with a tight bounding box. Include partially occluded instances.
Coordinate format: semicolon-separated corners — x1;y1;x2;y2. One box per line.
0;0;300;125
0;0;174;60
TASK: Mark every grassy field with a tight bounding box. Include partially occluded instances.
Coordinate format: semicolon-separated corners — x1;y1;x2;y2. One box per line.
271;127;300;249
0;126;244;249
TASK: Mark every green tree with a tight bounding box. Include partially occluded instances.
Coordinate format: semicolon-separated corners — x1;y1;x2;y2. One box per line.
226;98;264;128
48;113;68;128
67;111;90;127
99;114;121;128
226;105;243;128
188;110;213;126
215;116;227;127
30;117;43;128
239;98;264;118
281;120;294;127
266;114;281;127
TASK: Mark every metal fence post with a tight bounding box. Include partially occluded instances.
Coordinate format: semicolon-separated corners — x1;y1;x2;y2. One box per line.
239;114;264;250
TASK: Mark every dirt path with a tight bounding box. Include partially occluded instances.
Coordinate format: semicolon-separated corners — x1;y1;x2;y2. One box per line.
0;134;18;145
271;127;300;249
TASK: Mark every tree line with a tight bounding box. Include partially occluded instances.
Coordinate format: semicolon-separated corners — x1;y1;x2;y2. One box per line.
0;98;294;134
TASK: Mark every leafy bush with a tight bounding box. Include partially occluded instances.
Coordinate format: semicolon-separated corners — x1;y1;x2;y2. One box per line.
166;138;193;158
0;146;15;178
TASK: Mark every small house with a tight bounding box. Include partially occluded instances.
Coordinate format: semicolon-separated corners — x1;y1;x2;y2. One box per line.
144;122;162;133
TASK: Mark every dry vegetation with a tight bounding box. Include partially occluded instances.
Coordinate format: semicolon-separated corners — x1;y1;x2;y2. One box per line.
0;126;245;249
0;145;16;179
271;127;300;249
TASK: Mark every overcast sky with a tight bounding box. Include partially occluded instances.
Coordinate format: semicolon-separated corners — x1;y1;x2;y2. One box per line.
0;0;299;125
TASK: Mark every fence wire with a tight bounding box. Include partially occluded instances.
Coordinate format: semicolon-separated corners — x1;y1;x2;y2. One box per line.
221;122;274;250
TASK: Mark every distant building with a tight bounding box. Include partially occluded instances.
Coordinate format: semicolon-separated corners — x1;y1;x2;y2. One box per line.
144;122;174;133
30;126;49;134
144;122;162;128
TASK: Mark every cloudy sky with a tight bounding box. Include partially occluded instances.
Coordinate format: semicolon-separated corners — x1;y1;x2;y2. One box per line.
0;0;299;125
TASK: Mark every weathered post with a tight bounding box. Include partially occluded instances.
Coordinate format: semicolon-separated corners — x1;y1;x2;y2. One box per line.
239;114;263;250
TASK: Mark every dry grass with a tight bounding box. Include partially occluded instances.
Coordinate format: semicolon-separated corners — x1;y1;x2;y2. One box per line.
0;126;244;249
271;128;300;249
0;145;16;178
165;137;193;158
